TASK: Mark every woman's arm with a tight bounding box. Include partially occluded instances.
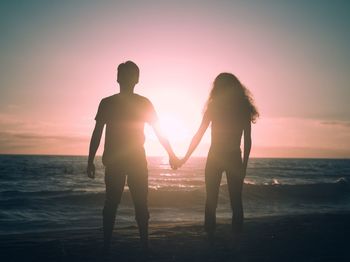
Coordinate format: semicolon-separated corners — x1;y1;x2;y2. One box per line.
242;120;252;177
181;112;211;165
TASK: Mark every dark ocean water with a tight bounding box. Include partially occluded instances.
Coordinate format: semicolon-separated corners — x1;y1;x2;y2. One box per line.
0;155;349;234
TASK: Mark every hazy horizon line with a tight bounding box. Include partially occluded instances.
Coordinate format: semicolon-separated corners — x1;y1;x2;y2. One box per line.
0;153;349;160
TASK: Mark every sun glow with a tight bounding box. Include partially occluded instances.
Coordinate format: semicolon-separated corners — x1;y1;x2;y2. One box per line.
158;113;189;142
145;112;192;155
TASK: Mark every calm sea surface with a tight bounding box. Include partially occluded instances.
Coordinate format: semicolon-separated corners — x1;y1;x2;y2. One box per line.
0;155;349;234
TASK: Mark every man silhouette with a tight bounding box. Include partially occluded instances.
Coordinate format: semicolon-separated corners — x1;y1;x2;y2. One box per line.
87;61;178;250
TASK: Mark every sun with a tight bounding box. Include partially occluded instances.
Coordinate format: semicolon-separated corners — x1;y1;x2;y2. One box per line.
144;112;191;155
158;113;189;142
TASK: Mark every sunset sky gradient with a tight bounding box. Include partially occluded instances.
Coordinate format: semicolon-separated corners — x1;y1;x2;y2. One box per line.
1;0;350;157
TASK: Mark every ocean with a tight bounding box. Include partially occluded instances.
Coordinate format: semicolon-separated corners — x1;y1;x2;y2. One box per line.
0;155;349;234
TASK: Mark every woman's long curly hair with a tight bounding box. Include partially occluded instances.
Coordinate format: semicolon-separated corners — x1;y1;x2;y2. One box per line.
206;73;259;123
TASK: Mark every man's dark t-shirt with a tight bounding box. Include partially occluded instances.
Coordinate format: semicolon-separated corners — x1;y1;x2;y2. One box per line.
95;93;157;166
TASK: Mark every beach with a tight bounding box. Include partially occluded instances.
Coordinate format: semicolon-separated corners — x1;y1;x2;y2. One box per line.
1;212;349;262
1;156;349;261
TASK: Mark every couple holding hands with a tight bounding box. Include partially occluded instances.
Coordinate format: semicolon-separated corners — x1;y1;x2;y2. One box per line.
87;61;258;250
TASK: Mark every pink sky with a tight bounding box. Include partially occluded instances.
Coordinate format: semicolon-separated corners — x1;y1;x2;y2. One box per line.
1;1;350;158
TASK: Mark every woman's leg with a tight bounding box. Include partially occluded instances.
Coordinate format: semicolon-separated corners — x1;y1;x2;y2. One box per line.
226;173;244;237
204;155;223;236
226;150;244;239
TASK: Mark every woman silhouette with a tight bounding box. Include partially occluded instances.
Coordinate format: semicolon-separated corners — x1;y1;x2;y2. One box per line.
179;73;258;245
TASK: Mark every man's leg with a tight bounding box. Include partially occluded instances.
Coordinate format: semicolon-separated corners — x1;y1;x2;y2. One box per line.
103;165;126;249
127;169;149;248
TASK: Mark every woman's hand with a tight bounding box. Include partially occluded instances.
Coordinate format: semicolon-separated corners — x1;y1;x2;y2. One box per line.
169;155;180;170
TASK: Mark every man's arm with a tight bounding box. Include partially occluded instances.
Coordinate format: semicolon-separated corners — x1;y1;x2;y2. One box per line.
242;120;252;177
87;121;104;179
151;121;178;169
181;112;210;165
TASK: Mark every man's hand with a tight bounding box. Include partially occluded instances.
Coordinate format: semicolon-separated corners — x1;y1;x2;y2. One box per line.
169;155;180;170
170;157;188;170
87;163;95;179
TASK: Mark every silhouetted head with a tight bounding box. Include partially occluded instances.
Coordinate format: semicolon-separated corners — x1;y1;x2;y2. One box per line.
117;61;140;89
212;73;242;98
207;72;259;123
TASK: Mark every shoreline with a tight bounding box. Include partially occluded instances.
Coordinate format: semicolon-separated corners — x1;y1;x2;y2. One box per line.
1;212;349;261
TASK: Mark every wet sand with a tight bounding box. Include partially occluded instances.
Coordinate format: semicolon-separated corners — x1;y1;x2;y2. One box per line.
0;212;348;262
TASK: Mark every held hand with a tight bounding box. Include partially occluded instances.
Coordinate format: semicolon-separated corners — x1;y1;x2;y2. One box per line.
169;155;180;170
170;157;187;170
87;163;95;179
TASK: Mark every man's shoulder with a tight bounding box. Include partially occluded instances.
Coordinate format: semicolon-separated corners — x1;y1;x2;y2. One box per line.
101;94;118;102
100;93;153;108
133;94;153;105
133;93;150;101
100;94;118;105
